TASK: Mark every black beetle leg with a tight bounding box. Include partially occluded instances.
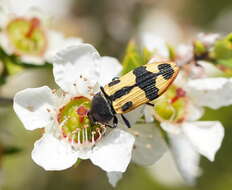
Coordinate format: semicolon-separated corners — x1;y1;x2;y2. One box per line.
113;116;118;128
146;103;154;107
121;114;131;128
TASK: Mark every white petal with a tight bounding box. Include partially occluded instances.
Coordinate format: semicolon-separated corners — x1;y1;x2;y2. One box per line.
176;44;193;66
45;31;82;63
169;133;201;185
182;121;224;161
98;56;122;86
0;5;9;27
20;55;44;65
197;33;220;47
13;86;56;130
144;105;154;123
4;0;73;17
186;103;204;121
160;122;182;135
91;129;135;172
130;123;167;166
107;172;123;187
53;44;100;94
32;134;78;170
141;33;169;57
186;78;232;109
197;61;224;77
148;151;186;187
0;33;14;55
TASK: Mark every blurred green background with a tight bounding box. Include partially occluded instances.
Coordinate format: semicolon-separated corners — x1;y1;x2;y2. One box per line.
1;0;232;189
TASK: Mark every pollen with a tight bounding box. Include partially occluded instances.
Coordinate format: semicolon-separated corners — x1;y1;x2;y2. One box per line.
57;96;106;146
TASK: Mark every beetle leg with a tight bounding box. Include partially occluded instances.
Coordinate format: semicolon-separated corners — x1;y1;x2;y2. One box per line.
146;103;154;107
121;114;131;128
113;116;118;128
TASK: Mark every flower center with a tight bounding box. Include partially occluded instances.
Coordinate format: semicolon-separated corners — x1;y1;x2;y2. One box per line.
6;17;47;56
57;96;106;146
154;85;188;124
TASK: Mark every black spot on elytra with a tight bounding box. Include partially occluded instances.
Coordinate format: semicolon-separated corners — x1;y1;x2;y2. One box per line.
158;63;174;80
133;66;159;101
110;86;135;101
108;79;120;87
121;101;133;112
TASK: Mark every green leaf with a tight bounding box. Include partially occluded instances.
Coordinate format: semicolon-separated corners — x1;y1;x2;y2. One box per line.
121;41;152;75
74;159;82;168
167;45;176;60
5;58;24;75
213;33;232;60
217;59;232;69
194;40;207;56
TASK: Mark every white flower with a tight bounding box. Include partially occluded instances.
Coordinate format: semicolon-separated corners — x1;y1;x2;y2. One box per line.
13;44;137;173
0;0;73;18
106;123;168;187
197;33;220;48
140;33;169;59
150;73;230;184
0;5;82;65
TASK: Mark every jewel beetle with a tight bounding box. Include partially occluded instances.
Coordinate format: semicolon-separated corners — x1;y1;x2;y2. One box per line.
88;61;179;128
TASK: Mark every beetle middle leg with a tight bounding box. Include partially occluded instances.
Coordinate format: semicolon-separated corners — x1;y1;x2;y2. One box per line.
121;114;131;128
146;103;154;107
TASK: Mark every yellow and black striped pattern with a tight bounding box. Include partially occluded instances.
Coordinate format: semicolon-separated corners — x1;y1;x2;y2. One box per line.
104;62;179;114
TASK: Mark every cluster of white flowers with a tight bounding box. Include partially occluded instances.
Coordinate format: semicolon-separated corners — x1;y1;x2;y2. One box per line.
1;1;231;188
141;32;232;184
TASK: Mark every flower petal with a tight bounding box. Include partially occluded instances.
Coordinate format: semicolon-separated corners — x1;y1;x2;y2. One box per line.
160;122;182;134
32;134;78;170
4;0;73;17
91;129;135;172
98;56;122;86
45;31;82;63
182;121;224;161
197;61;224;77
20;55;44;65
106;172;123;187
140;33;169;57
53;44;100;94
186;78;232;109
186;103;204;121
169;133;201;185
148;151;186;186
13;86;55;130
144;105;154;123
130;123;167;166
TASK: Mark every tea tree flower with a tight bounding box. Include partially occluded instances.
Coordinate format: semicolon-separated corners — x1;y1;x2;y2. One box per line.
106;122;168;187
0;0;74;18
152;73;231;184
14;44;136;172
0;5;82;65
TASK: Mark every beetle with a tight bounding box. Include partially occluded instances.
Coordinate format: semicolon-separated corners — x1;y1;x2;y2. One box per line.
88;61;179;128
